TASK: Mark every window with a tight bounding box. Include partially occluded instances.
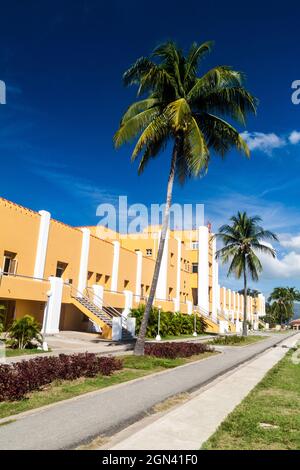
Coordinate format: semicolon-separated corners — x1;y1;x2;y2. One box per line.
191;241;198;250
168;287;173;300
96;273;102;283
104;275;110;286
87;271;93;281
141;284;144;297
56;261;68;278
170;252;174;266
192;263;198;273
124;279;129;289
146;248;152;256
2;251;18;275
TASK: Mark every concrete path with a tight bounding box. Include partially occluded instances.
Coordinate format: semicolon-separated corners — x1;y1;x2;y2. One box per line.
3;332;216;363
0;332;296;450
109;332;300;450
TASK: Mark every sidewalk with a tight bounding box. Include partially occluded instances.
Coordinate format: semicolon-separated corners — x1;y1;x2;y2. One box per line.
108;332;300;450
3;332;216;363
0;332;295;449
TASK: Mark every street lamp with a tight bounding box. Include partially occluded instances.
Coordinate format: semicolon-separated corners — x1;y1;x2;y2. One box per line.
193;310;198;337
156;305;162;341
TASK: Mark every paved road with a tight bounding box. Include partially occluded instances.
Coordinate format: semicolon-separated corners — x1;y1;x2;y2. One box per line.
0;332;296;450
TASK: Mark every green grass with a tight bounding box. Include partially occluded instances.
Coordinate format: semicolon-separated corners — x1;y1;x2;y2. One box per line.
210;335;267;346
202;348;300;450
4;348;51;357
0;351;216;420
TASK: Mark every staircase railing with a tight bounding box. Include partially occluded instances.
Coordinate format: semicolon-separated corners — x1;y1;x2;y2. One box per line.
85;287;130;331
67;284;114;324
194;305;219;325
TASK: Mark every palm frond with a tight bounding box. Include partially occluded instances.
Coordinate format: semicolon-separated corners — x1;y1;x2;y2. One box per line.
184;41;214;84
198;113;249;157
114;106;161;148
121;98;159;124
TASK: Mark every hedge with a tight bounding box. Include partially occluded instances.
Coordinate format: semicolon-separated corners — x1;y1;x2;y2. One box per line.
130;305;207;338
0;353;122;402
144;341;214;359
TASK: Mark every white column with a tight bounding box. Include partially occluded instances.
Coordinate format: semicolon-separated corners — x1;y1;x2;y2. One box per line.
42;276;63;334
34;210;51;278
111;241;120;292
186;300;193;315
222;287;228;317
237;294;240;315
211;236;219;321
92;284;104;309
77;228;90;296
197;226;209;313
122;290;133;317
175;237;181;303
232;292;236;322
228;289;232;320
156;230;169;300
135;250;143;298
88;284;104;333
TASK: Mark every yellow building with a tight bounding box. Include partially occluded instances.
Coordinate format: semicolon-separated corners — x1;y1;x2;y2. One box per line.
0;197;266;339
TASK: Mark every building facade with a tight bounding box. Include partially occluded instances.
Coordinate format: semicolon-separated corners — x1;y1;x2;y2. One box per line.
0;197;266;339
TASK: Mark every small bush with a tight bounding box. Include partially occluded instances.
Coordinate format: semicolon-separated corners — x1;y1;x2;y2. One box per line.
130;305;207;338
212;335;247;345
8;315;42;349
0;353;122;402
144;341;214;359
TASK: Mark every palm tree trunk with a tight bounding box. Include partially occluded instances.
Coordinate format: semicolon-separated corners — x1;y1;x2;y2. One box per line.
134;139;179;355
243;268;248;336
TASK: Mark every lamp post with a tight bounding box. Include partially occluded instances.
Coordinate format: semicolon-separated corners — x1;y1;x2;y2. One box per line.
156;305;162;341
193;310;198;337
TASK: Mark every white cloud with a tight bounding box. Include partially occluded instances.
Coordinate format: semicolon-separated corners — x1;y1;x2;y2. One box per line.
241;131;286;155
280;233;300;252
259;249;300;279
289;130;300;145
240;129;300;155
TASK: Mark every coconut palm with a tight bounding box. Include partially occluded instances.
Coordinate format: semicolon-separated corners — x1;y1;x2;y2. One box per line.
114;41;257;354
268;287;299;325
215;212;278;336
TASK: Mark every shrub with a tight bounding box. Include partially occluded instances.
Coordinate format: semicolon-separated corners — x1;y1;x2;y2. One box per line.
8;315;43;349
130;305;207;338
0;353;122;402
211;335;247;345
144;341;214;359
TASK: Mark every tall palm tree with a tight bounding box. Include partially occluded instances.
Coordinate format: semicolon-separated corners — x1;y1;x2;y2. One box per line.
215;212;278;336
114;41;257;355
268;287;299;325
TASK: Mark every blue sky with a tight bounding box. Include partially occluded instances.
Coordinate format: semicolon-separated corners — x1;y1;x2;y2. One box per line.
0;0;300;297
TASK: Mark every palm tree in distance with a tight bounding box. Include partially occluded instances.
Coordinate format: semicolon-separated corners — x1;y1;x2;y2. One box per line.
268;287;300;325
114;41;257;355
215;212;278;336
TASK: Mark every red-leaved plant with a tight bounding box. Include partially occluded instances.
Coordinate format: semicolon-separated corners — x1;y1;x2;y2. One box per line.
144;342;214;359
0;353;122;401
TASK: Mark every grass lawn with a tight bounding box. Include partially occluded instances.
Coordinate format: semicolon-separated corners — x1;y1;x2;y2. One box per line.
210;335;267;346
202;349;300;450
0;351;217;420
4;348;51;357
